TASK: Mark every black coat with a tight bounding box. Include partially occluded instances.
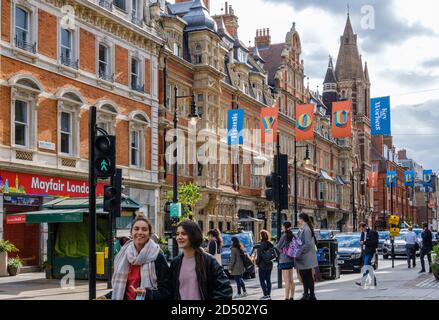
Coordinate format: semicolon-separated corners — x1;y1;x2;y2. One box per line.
361;229;379;255
256;241;274;270
170;252;232;300
422;229;433;251
105;252;171;301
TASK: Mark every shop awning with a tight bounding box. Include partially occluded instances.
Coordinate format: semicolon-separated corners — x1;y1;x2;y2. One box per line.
7;209;86;224
319;170;335;182
335;176;345;185
238;217;264;223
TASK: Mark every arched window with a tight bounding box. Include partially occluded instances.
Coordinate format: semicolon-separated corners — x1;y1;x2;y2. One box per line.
128;111;150;168
96;100;119;135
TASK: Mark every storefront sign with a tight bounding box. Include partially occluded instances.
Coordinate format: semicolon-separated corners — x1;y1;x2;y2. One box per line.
0;170;104;197
38;141;56;151
6;215;26;224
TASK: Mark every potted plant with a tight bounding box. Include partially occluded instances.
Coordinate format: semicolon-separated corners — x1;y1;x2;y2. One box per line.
7;257;23;276
431;245;439;281
0;240;19;277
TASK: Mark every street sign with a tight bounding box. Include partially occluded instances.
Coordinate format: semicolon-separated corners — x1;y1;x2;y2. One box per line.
170;202;182;219
388;215;400;226
390;227;400;237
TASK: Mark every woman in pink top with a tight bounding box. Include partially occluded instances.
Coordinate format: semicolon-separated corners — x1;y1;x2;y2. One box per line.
170;220;232;300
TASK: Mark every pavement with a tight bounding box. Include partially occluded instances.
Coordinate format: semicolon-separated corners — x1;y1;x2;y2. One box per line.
0;257;438;300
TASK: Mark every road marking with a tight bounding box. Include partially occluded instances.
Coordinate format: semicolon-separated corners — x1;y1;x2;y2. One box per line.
416;278;439;289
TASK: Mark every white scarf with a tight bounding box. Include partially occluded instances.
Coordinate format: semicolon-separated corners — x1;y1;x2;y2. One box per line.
111;239;161;300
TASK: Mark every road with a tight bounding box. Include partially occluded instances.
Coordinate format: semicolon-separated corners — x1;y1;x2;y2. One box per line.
0;257;438;300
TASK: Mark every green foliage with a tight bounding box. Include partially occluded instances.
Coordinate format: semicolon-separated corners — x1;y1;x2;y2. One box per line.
0;240;19;253
433;245;439;263
7;257;23;269
167;183;202;220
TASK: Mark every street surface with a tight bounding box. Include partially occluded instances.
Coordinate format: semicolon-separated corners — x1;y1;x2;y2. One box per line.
0;257;438;300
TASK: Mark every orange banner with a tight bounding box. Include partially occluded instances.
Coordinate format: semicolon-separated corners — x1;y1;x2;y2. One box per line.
295;104;314;141
260;107;279;143
332;101;352;138
368;171;378;189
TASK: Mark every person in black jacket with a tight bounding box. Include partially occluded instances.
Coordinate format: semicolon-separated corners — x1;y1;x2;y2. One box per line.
99;217;171;300
356;222;378;287
256;230;274;300
170;220;232;300
420;223;433;273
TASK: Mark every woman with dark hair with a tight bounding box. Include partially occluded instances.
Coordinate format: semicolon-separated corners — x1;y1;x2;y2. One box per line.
296;213;318;300
170;220;232;300
99;217;171;300
275;221;296;300
230;237;248;299
256;230;274;300
207;229;223;265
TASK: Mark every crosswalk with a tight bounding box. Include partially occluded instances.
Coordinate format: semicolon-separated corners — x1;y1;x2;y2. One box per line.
416;277;439;289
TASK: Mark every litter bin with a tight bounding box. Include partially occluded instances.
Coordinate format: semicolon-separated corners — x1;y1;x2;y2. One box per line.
317;239;340;280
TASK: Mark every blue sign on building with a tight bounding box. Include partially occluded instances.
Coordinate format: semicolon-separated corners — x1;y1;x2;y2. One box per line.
371;96;391;136
227;109;244;145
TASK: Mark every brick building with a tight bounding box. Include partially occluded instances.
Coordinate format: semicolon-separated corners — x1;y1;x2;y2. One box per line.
0;0;163;266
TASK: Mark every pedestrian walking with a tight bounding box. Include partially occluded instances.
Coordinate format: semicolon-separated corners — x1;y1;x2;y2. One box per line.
207;229;223;266
403;226;418;268
230;237;248;299
256;230;275;300
99;217;171;300
170;220;232;300
419;223;433;273
275;221;296;300
356;222;379;288
295;214;318;301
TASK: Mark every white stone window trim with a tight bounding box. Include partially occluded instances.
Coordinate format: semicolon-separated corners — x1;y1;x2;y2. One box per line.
128;51;145;91
56;89;84;158
8;74;42;151
57;22;80;70
96;100;119;135
128;110;150;169
96;37;115;83
11;1;38;59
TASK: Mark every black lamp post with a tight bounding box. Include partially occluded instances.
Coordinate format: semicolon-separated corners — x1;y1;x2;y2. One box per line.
294;142;311;228
171;86;201;257
351;168;357;232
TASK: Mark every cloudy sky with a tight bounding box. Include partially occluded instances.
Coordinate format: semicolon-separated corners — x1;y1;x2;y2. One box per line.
209;0;439;172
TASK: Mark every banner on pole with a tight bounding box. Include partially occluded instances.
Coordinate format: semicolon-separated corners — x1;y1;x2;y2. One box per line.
332;101;352;138
423;170;433;188
295;104;314;141
227;109;244;145
260;107;279;144
368;171;378;189
370;96;391;136
404;171;415;188
386;171;397;188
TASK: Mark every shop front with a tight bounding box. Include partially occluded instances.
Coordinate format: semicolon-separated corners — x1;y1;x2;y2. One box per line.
0;170;104;267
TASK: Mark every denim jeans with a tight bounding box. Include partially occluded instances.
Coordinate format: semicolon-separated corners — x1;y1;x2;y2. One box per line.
234;275;246;295
361;253;376;286
258;268;272;297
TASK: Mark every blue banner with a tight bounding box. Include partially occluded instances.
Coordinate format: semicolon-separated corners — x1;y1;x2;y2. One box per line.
423;170;433;188
404;170;414;187
371;96;391;136
227;109;244;145
386;171;397;188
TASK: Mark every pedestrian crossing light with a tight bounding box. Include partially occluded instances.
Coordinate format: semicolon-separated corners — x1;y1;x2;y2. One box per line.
94;135;116;178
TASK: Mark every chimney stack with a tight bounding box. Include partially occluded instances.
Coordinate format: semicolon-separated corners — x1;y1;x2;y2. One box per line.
255;28;271;48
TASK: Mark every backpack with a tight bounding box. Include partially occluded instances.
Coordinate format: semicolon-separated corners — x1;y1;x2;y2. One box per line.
368;230;379;249
282;236;304;259
240;252;253;271
261;245;278;263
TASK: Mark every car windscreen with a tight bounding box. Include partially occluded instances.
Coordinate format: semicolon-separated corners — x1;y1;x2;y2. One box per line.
335;236;360;248
379;232;389;240
222;234;252;248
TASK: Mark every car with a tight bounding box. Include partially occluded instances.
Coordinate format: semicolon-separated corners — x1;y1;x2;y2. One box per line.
382;232;421;259
401;228;423;256
377;231;390;255
221;231;256;279
334;233;363;273
315;229;341;240
433;232;439;246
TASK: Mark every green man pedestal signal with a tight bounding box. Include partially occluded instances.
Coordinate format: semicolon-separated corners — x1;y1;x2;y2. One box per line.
94;135;116;178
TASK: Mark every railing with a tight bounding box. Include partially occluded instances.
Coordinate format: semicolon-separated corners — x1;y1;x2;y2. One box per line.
60;54;79;69
99;69;114;82
131;12;143;26
131;83;144;93
14;36;36;54
99;0;113;10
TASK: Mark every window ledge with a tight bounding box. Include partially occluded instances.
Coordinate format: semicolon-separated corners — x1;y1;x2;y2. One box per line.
58;63;80;78
129;89;147;100
96;78;115;90
12;46;38;63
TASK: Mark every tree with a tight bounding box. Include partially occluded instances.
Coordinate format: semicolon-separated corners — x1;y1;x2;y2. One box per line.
167;182;202;221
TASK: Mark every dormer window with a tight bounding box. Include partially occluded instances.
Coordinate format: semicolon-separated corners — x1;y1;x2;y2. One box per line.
114;0;126;11
237;49;247;63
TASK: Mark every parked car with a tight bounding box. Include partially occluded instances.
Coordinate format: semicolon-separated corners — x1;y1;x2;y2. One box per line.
377;231;390;255
315;229;341;240
382;232;421;259
221;231;256;279
334;233;362;273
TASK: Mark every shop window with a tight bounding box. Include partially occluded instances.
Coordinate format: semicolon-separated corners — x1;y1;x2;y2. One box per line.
209;221;214;230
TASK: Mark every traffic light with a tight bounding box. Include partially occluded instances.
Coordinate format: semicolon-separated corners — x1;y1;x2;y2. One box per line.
103;169;122;217
94;134;116;178
265;172;279;202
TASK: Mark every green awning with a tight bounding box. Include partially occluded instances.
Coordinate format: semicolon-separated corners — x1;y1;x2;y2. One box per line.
9;209;85;224
43;196;141;210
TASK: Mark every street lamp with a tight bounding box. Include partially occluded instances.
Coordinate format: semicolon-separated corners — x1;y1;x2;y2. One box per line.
294;143;311;227
351;168;357;232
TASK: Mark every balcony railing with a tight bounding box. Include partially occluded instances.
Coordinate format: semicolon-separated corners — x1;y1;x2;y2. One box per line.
99;0;113;10
131;83;144;93
15;36;36;54
131;13;143;26
60;54;79;69
99;69;114;82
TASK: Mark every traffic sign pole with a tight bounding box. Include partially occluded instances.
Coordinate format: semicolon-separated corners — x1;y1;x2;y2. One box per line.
88;106;97;300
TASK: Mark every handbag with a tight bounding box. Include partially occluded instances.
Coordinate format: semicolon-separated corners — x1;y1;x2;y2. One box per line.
240;252;253;271
282;236;304;259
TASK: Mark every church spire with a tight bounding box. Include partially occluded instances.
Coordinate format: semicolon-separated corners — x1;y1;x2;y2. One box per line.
323;55;336;86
